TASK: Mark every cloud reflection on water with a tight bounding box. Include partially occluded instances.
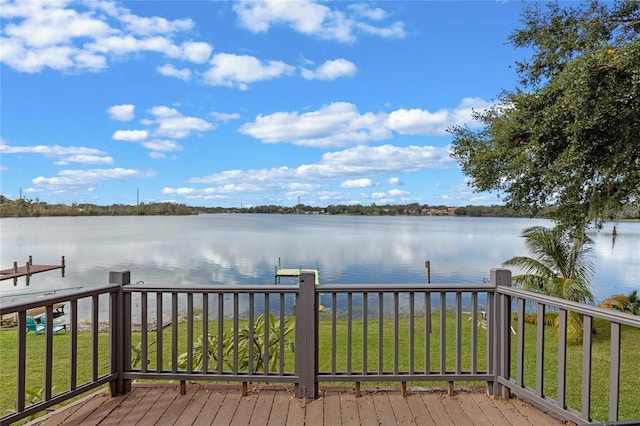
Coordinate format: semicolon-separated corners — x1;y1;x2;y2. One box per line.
1;215;638;308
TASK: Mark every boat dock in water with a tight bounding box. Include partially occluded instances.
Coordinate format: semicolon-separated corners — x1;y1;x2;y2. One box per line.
0;256;65;284
274;258;319;284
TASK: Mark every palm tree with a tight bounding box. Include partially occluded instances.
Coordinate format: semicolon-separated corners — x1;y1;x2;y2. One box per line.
503;226;595;343
599;290;640;315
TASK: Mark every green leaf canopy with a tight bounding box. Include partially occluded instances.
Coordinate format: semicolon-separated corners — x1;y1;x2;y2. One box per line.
449;1;640;230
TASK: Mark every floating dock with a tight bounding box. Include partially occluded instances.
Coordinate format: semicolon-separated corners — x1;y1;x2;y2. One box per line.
275;259;320;284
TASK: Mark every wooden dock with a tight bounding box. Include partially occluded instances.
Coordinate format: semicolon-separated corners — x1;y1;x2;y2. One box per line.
0;256;65;281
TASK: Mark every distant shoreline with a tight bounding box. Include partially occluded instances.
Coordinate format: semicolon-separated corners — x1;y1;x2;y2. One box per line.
1;197;638;221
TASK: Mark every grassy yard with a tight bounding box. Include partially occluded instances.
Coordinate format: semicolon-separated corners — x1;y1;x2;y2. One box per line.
1;312;639;423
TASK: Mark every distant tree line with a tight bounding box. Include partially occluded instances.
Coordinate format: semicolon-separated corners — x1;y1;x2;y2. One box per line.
2;195;637;219
198;203;458;216
198;202;639;219
0;196;197;217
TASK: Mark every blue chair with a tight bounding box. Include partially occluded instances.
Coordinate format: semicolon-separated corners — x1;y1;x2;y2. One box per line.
26;316;45;335
42;316;67;334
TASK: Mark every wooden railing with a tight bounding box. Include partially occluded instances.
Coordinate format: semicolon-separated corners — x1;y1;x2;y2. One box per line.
496;284;640;425
1;269;638;426
0;284;120;426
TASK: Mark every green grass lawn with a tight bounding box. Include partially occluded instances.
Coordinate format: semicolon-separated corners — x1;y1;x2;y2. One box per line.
1;313;639;423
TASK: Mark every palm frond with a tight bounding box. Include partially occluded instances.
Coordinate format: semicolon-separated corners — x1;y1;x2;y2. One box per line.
505;225;595;342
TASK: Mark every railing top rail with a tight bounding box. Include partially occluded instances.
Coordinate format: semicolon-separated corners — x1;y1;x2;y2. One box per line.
121;282;495;294
499;286;640;328
0;284;119;316
316;283;495;292
121;284;300;294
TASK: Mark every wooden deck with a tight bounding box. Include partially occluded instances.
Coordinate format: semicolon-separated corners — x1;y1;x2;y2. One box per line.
26;384;567;426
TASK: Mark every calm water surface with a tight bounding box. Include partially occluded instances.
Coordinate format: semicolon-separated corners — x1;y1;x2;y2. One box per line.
1;215;638;306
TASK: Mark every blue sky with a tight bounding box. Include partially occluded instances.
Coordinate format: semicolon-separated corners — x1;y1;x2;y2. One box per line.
1;0;528;208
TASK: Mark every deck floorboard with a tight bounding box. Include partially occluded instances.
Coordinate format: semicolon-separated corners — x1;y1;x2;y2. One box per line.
211;391;241;426
268;390;291;426
193;389;226;425
24;384;567;426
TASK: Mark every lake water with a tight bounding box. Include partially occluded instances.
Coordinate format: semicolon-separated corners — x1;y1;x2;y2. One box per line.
1;215;638;307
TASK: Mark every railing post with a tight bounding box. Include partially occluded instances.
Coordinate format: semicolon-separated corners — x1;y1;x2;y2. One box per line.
109;271;131;396
490;268;512;397
295;272;317;400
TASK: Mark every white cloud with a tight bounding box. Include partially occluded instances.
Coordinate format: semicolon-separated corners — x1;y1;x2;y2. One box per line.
0;38;93;73
388;189;410;196
31;168;157;191
356;21;405;38
2;2;113;48
108;106;213;156
149;152;166;159
451;97;494;125
204;53;295;90
241;99;492;147
55;155;114;166
317;144;452;174
141;139;184;152
387;98;492;135
371;188;410;203
149;106;214;139
107;104;135;121
137;36;181;57
233;0;405;43
112;129;149;141
156;64;191;81
388;177;402;185
180;41;212;63
211;112;241;122
1;143;106;157
118;13;193;36
240;102;390;147
187;144;451;189
301;58;356;80
387;108;449;135
1;143;113;165
348;4;387;21
341;178;372;188
0;1;203;73
163;187;196;196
